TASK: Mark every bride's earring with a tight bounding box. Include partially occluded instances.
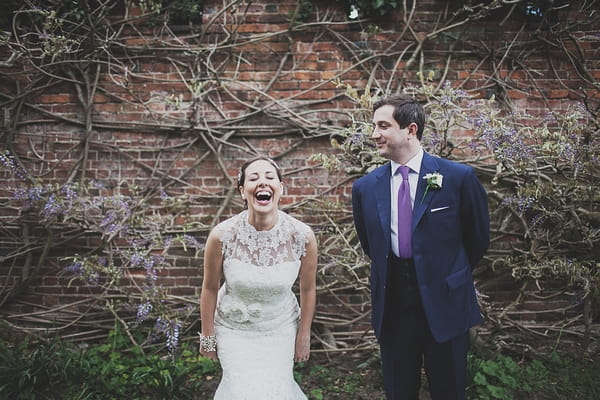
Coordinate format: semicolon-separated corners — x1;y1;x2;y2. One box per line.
239;188;247;207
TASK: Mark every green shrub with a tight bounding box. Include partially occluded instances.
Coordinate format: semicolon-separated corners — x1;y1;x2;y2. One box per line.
467;349;600;399
0;328;219;400
0;337;79;399
468;353;541;399
544;351;600;399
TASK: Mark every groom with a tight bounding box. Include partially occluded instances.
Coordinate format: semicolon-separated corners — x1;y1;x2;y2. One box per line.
351;94;490;400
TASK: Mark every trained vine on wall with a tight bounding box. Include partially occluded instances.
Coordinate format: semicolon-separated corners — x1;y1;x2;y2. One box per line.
0;0;598;356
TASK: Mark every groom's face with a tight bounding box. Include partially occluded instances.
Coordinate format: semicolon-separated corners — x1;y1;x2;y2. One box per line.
372;105;412;162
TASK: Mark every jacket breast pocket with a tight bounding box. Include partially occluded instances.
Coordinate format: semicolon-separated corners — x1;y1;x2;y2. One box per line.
428;204;458;234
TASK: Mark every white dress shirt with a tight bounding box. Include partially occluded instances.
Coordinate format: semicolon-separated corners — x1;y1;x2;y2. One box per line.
390;148;423;257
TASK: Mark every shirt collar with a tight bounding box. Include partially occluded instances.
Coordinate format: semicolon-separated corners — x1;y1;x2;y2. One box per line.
390;147;423;175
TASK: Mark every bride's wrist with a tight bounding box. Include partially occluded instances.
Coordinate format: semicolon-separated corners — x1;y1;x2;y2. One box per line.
296;331;310;340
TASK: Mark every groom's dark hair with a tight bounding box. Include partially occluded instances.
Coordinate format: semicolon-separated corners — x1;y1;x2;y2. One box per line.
373;94;426;140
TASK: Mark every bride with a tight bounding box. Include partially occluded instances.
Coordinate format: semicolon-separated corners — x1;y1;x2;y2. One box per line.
199;156;318;399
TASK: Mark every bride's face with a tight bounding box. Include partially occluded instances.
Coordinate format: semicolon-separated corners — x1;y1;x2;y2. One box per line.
239;159;283;213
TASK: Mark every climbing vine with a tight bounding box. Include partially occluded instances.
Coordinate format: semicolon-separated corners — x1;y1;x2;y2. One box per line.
0;0;598;355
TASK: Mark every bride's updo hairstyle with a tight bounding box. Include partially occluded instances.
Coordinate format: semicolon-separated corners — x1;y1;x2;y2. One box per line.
237;156;282;187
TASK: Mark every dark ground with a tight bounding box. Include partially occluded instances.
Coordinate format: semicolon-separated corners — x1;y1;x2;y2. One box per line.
194;350;434;400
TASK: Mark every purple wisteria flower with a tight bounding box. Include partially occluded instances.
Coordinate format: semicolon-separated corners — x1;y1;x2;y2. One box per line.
182;234;202;249
99;196;133;236
42;194;64;218
153;317;182;354
129;247;163;282
62;183;78;202
66;261;84;277
483;125;531;164
0;150;28;181
100;211;120;234
136;301;153;324
13;186;46;209
528;213;547;231
145;257;160;282
166;319;182;354
130;251;145;267
500;195;535;214
349;132;365;145
91;179;105;189
65;259;100;285
152;317;169;341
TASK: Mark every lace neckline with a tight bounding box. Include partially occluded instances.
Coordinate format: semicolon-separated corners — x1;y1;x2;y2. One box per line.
220;210;308;268
241;210;281;234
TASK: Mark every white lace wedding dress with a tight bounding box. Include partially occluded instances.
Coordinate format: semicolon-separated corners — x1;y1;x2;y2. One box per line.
212;210;310;400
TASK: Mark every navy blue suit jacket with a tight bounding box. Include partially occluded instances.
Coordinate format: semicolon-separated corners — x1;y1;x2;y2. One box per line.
352;152;490;343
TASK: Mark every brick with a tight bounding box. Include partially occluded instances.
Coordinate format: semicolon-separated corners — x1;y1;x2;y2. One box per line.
169;286;196;295
94;103;122;113
292;71;322;80
547;89;569;99
38;94;76;104
0;0;597;338
506;89;530;99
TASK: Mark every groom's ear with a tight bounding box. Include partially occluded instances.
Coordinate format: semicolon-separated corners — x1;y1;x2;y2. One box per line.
407;122;418;137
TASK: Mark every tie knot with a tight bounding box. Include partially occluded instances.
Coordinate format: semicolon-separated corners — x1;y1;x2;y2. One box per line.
397;165;410;179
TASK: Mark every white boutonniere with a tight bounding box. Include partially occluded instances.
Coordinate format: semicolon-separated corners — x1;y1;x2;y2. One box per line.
421;172;443;202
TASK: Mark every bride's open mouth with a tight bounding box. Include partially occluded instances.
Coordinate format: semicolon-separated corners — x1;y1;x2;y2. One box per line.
255;190;272;205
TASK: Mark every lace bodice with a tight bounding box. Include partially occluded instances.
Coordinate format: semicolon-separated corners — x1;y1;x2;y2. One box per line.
214;210;311;332
219;210;309;267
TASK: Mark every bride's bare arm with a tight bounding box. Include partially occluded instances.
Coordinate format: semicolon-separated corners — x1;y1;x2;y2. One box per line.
199;229;223;360
295;228;318;362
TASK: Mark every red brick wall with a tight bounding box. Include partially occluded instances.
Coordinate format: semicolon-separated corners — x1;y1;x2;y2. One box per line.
0;0;597;341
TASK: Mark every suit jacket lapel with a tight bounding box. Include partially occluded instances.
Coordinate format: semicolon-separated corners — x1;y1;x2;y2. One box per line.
413;152;440;230
375;163;392;248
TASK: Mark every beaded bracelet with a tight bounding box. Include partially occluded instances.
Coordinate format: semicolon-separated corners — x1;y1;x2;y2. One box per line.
198;332;217;352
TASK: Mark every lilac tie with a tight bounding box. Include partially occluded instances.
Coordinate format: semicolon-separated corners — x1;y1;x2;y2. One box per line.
397;165;413;258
